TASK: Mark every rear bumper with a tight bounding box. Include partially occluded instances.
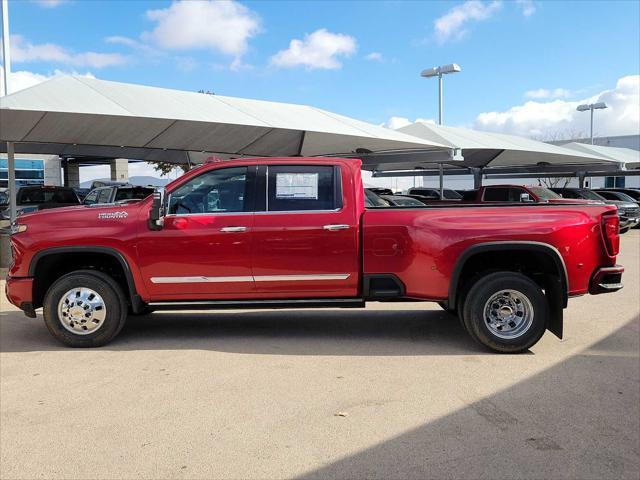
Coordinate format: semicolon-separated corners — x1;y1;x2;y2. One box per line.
5;277;36;317
589;265;624;295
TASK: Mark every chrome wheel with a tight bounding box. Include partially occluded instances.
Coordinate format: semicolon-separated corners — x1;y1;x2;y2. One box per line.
57;287;107;335
483;289;534;339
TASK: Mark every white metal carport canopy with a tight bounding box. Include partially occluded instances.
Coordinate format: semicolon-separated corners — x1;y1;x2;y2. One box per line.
0;75;454;221
0;75;450;162
395;122;612;170
559;142;640;170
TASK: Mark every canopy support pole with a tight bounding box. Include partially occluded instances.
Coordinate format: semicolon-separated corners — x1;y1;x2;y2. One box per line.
472;167;483;189
6;141;16;223
578;171;586;188
438;163;444;199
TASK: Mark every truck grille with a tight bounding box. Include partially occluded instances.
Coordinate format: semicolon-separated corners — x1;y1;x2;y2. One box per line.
620;207;640;218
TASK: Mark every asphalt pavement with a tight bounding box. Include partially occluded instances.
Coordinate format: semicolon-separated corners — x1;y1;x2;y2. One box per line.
1;231;638;479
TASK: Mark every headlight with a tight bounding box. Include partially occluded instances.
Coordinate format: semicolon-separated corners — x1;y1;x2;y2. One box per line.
10;224;27;234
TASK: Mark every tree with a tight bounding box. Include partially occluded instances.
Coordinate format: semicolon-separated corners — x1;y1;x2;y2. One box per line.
530;129;590;189
537;176;572;188
149;161;191;177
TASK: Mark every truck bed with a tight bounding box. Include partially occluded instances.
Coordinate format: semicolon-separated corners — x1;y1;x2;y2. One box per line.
363;202;617;300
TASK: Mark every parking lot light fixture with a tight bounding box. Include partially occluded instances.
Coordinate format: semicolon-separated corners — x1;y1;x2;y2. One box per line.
576;102;607;144
420;63;461;199
420;63;462;126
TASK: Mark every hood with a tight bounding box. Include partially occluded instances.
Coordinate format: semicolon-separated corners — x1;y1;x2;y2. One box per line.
546;198;602;204
16;202;140;223
17;203;86;219
598;199;638;208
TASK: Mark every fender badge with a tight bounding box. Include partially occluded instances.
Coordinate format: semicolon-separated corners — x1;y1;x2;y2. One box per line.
98;211;128;219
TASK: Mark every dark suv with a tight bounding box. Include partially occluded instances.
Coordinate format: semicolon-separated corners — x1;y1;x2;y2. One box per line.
551;188;639;233
599;188;640;202
0;186;80;229
593;190;640;231
83;185;155;205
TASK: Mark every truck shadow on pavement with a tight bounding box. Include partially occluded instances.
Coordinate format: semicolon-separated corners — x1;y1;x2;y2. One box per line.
295;316;640;480
0;307;488;355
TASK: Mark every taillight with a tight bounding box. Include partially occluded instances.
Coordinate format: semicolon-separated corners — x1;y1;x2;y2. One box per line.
602;213;620;257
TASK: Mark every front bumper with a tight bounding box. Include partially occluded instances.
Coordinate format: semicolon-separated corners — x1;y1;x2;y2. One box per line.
5;277;36;317
589;265;624;295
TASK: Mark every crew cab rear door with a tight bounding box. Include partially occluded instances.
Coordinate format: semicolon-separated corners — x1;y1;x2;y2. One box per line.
251;163;360;298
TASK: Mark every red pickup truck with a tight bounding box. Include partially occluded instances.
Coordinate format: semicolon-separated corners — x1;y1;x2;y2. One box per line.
6;157;624;353
459;185;595;204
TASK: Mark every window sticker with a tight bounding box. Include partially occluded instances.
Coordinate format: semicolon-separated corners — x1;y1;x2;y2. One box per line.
275;173;319;199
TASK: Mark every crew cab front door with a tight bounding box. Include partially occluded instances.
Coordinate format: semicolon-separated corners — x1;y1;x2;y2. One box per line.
137;166;256;299
251;164;359;298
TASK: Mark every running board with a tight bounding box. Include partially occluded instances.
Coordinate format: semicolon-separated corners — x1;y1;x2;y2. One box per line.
148;298;366;310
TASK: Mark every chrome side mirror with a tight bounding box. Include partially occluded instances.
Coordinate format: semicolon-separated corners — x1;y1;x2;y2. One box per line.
148;187;166;230
520;193;534;203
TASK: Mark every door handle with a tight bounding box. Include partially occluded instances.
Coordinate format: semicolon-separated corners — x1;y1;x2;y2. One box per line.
323;224;350;231
220;226;248;233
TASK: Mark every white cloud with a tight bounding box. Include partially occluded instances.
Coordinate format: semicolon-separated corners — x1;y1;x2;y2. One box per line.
365;52;383;62
383;117;436;130
34;0;67;7
434;0;502;43
1;67;95;96
270;29;357;70
6;34;127;68
516;0;536;17
142;0;260;58
524;88;572;99
474;75;640;138
104;36;141;49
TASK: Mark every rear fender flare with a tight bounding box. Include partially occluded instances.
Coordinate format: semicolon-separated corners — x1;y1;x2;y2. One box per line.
448;241;569;310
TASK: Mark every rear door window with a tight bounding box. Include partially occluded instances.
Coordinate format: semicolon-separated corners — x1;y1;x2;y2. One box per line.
266;165;341;212
483;187;510;202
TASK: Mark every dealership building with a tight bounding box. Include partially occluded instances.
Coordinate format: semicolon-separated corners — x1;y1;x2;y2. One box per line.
0;155;127;189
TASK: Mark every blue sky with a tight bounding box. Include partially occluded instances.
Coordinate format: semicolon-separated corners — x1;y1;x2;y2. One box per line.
1;0;639;182
3;0;638;131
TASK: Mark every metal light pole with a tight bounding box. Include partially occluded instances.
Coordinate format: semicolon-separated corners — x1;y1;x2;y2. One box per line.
1;0;16;224
576;102;607;145
1;0;11;96
420;63;461;126
420;63;461;198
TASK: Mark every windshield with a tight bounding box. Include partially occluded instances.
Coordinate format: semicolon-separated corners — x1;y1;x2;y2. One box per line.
443;189;462;199
386;196;425;206
577;189;606;201
528;187;562;200
114;187;154;202
364;189;390;207
597;191;636;202
0;191;8;206
17;188;79;205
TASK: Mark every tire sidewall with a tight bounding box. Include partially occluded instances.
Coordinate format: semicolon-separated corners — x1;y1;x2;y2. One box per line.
43;270;127;347
462;272;548;353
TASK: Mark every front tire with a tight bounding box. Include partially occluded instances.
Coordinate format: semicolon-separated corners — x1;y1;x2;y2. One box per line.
461;272;547;353
43;270;128;347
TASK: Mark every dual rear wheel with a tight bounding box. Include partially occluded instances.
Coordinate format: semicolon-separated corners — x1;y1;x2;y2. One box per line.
458;272;548;353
